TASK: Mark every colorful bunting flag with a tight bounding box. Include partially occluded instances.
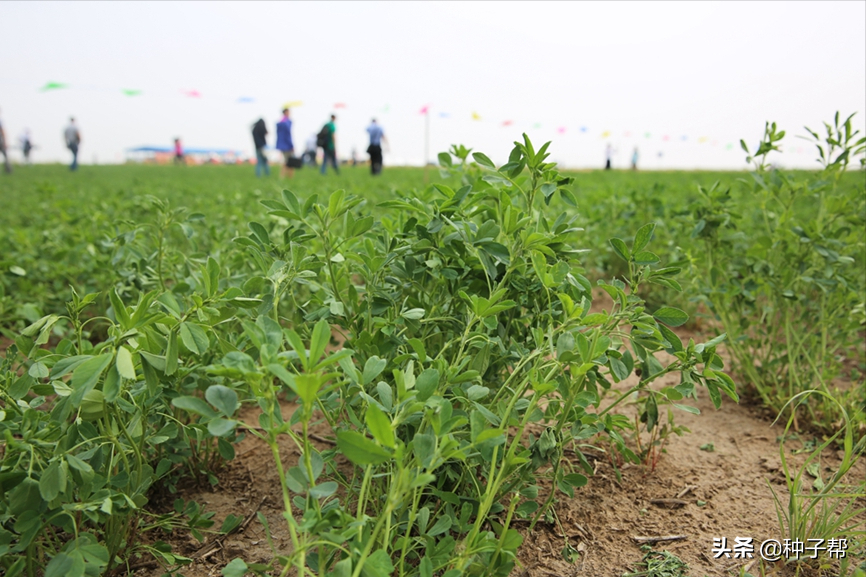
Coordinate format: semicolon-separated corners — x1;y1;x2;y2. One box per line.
472;111;481;121
283;100;303;108
438;112;450;118
533;123;542;129
557;127;566;134
334;102;347;109
580;126;588;132
40;82;67;91
183;90;202;98
502;120;513;127
644;132;651;138
122;89;142;96
601;130;611;138
698;137;708;143
419;105;429;115
236;96;255;103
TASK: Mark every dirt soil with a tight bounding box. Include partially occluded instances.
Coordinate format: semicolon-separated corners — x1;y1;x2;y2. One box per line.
132;327;865;577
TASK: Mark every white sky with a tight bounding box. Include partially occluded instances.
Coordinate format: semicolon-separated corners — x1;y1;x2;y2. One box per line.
1;1;864;169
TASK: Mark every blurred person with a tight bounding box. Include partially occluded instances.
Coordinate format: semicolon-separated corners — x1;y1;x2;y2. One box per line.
631;147;639;170
366;118;388;175
64;117;81;171
20;130;33;164
303;133;318;167
319;114;339;175
174;138;184;165
604;143;613;170
0;109;10;173
252;118;270;177
276;108;295;178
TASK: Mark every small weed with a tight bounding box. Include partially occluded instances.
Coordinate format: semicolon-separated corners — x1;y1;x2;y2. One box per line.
623;545;689;577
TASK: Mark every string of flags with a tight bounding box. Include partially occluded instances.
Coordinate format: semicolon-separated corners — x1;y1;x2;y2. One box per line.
32;80;815;154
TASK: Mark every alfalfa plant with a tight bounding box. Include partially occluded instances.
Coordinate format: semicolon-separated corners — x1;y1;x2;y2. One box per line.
690;113;866;433
199;134;737;577
769;390;865;575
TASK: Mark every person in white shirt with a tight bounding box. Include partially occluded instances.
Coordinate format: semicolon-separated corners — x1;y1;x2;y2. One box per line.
64;118;81;171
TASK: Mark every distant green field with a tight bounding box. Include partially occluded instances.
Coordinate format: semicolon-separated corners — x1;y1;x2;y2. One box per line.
0;163;758;328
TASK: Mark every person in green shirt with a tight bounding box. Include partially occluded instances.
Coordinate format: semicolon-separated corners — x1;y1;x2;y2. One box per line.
319;115;339;175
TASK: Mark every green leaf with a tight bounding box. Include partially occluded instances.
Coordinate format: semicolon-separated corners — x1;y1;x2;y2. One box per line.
413;433;435;469
336;431;391;466
402;308;425;320
172;396;219;419
109;289;131;329
563;473;587;488
206;385;239;417
420;557;433;577
475;428;504;444
45;553;80;577
365;404;395;448
70;354;113;407
206;257;220;298
309;319;330;365
555;332;574;358
309;482;338;499
426;514;452;537
28;361;49;379
361;549;395;577
362;356;387;385
164;330;178;376
609;237;630;262
284;329;308;370
295;374;323;404
180;323;209;355
222;558;248;577
39;460;67;501
653;306;689;327
632;223;655;253
267;364;297;394
116;346;136;380
208;418;238;437
472;152;495;169
407;338;427;362
632;251;660;265
415;368;440;401
331;558;352;577
673;403;700;415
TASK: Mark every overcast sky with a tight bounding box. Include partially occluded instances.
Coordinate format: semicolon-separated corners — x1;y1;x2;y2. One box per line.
1;1;864;169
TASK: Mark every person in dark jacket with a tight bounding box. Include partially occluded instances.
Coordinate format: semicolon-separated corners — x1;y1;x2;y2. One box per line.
252;118;269;177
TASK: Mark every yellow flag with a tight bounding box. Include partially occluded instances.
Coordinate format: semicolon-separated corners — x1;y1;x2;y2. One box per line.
601;130;611;138
283;100;303;109
472;111;482;121
698;136;708;143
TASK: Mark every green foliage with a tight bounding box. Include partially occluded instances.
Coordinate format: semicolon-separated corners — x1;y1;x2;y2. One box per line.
1;115;861;576
688;113;866;431
623;546;689;577
152;133;731;577
769;391;865;573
